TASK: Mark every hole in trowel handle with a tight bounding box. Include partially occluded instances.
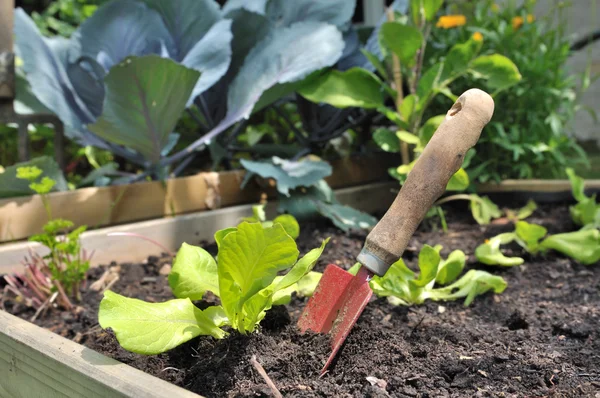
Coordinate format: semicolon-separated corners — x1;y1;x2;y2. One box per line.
447;100;463;117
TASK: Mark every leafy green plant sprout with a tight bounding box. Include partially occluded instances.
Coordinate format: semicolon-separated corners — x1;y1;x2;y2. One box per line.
16;165;56;219
566;168;600;229
429;195;537;231
476;221;600;266
98;216;328;355
350;244;507;306
1;167;91;315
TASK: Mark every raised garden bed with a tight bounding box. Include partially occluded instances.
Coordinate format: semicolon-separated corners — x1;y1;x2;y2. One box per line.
0;153;397;243
2;198;599;397
0;181;397;272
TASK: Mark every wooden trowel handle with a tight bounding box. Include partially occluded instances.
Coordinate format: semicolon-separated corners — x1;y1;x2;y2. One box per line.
357;88;494;276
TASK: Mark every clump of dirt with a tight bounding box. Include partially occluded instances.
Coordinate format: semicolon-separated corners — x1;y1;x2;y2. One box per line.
3;203;600;397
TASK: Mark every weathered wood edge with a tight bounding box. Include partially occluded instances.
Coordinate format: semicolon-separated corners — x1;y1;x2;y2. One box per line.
0;154;397;242
0;310;203;398
0;181;398;274
477;179;600;193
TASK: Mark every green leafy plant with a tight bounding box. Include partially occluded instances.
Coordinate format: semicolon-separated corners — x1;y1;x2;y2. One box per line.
351;244;506;306
426;193;536;232
98;220;329;354
2;166;91;312
15;0;351;182
298;1;521;190
241;156;377;231
28;0;105;37
476;221;600;266
566;168;600;229
426;0;592;182
242;204;300;239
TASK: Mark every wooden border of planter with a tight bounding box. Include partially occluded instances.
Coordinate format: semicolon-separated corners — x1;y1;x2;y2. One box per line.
476;179;600;202
477;179;600;193
0;181;398;273
0;181;397;397
0;310;201;398
0;153;397;243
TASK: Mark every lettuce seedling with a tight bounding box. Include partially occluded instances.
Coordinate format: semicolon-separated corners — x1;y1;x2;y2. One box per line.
242;204;300;239
476;221;600;266
566;168;600;229
475;233;525;266
360;245;506;306
432;195;537;232
539;229;600;265
98;221;329;354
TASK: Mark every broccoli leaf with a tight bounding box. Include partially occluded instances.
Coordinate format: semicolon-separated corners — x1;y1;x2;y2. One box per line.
98;291;225;355
169;243;219;300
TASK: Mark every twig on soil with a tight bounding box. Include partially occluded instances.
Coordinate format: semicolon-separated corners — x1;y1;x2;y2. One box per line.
102;276;119;294
30;291;58;322
410;314;426;336
250;354;282;398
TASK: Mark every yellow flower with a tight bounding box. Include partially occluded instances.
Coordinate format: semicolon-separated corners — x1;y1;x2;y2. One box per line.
436;15;467;29
472;31;484;42
512;14;535;30
491;4;500;12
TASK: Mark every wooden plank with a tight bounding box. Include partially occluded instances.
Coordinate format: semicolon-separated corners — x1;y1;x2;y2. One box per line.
0;154;397;242
477;179;600;193
0;181;398;274
0;0;14;99
0;0;13;53
0;310;203;398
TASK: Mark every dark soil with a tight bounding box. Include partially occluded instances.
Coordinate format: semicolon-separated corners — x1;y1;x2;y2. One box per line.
2;202;600;397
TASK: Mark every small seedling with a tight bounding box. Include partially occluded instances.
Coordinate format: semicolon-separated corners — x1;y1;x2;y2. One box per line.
242;204;300;239
476;221;600;266
429;195;537;231
1;167;91;314
566;168;600;229
350;245;507;306
98;219;329;355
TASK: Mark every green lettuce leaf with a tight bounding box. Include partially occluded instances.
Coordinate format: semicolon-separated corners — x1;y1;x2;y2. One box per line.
98;291;225;355
540;229;600;265
475;233;524;266
169;243;219;299
435;250;466;285
217;222;298;330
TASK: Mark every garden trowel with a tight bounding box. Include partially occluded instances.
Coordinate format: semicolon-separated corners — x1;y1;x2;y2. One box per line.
298;88;495;375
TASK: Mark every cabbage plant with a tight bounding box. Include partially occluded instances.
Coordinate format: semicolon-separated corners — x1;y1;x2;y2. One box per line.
15;0;352;179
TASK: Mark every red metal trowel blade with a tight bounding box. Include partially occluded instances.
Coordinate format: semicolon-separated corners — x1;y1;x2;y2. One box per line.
298;264;373;375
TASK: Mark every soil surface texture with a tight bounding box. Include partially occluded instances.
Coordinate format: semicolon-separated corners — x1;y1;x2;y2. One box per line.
2;202;600;397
